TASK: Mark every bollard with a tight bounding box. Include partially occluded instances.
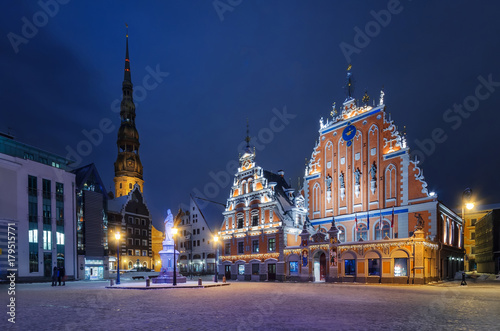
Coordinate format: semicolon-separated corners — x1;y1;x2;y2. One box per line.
460;273;467;286
110;279;114;286
198;278;202;286
146;277;150;287
222;276;226;283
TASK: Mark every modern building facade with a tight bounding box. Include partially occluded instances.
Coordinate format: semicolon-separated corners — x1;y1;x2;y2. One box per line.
73;163;109;280
297;70;464;283
0;132;76;282
475;209;500;274
219;141;308;281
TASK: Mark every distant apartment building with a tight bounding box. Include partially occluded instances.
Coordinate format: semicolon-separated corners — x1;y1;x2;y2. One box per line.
108;185;153;271
461;203;500;271
175;196;221;276
0;132;76;282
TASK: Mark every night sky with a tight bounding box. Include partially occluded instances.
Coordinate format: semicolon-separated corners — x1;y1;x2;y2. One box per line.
2;1;500;231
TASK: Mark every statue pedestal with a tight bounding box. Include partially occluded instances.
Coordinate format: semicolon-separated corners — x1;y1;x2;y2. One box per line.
152;240;186;284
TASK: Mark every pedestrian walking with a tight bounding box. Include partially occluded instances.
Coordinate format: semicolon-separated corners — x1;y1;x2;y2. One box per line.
52;266;58;286
57;266;62;286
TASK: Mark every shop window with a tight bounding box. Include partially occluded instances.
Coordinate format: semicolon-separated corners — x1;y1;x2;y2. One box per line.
289;261;299;274
252;263;259;275
345;259;356;275
238;265;245;275
368;259;380;276
394;258;408;276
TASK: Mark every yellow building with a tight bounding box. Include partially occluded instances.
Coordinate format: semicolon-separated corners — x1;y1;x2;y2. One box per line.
151;225;164;272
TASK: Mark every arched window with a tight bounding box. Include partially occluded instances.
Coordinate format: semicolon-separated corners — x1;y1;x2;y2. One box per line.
385;164;397;200
241;181;247;194
356;223;368;241
375;221;391;240
248;179;253;193
251;211;259;227
128;261;133;269
337;225;346;242
237;215;244;229
313;182;321;212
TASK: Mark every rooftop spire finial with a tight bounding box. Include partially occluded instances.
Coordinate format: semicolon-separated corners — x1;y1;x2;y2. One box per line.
345;64;354;99
245;118;251;148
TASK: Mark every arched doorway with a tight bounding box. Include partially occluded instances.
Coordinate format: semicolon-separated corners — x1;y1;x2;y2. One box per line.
313;251;326;282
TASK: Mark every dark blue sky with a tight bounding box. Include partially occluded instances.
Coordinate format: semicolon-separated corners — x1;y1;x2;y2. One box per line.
2;1;500;230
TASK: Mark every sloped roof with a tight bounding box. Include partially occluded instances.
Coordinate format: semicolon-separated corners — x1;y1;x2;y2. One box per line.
108;195;128;213
263;170;294;208
191;196;225;234
72;163;108;196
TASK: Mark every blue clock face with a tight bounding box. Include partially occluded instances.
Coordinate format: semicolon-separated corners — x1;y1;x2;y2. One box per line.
342;124;357;146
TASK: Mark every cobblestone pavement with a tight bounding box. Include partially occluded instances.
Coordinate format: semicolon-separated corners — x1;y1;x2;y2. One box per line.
2;280;499;331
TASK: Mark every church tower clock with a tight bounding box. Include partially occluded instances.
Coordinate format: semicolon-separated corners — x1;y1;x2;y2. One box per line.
114;27;144;197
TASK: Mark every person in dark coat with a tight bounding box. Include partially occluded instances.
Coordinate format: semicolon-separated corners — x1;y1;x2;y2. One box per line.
52;266;58;286
60;266;66;286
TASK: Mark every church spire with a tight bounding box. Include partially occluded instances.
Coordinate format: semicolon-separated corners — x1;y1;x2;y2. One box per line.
124;23;131;83
114;25;144;197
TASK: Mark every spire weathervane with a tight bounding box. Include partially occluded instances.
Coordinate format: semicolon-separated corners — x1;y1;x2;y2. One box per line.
245;118;251;148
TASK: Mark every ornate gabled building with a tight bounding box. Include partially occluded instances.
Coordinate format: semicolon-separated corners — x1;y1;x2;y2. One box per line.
114;29;143;198
297;67;464;284
219;137;308;281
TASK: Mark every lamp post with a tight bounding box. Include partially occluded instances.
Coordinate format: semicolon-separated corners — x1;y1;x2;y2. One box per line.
115;232;121;285
172;227;178;286
462;188;474;271
214;236;219;283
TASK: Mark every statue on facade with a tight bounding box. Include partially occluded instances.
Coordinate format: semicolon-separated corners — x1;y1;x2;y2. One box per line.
370;162;377;181
414;213;424;230
325;174;332;191
354;168;362;185
339;172;345;188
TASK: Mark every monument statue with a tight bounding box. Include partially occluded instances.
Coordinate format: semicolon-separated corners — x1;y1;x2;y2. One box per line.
164;209;174;243
325;174;332;191
339;172;345;188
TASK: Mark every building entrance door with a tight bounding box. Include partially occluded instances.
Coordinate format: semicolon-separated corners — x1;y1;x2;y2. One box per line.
44;252;52;278
268;263;276;281
225;265;231;280
313;252;326;282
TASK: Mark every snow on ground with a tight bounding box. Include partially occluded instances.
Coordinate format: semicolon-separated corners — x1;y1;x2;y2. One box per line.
2;280;500;330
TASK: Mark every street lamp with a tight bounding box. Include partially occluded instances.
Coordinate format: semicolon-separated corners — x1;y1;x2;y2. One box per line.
462;188;474;271
115;232;121;285
214;236;219;283
172;227;178;286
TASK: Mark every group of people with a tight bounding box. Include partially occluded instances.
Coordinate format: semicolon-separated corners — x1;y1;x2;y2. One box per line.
51;266;66;286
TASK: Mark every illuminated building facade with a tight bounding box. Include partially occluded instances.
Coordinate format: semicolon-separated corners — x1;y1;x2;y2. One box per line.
151;225;163;272
296;69;464;283
219;140;308;281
